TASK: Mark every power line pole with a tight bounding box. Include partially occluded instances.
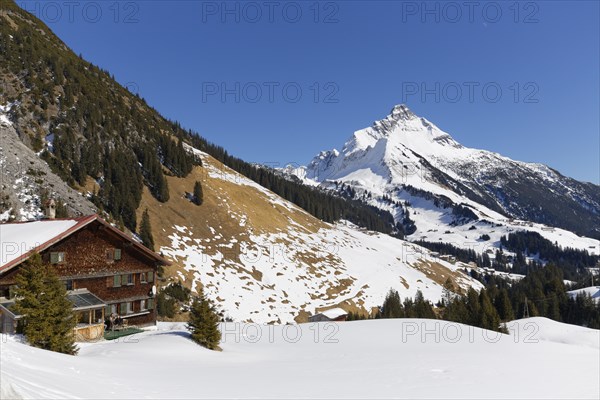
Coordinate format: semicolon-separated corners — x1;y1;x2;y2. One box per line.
523;296;530;319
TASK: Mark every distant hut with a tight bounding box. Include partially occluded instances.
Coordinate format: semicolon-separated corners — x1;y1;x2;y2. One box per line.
308;307;348;322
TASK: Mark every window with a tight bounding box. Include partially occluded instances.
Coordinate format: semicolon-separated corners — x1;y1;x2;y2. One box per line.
110;274;134;287
140;271;153;284
120;302;132;315
147;298;154;310
64;280;73;291
50;252;65;264
105;304;117;316
140;299;146;310
123;274;134;286
106;249;122;262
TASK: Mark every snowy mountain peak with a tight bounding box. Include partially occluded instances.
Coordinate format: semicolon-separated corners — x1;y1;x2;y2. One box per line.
361;104;462;152
389;104;417;120
287;104;600;241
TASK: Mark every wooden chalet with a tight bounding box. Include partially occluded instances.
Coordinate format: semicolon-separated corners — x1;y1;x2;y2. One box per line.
0;214;170;340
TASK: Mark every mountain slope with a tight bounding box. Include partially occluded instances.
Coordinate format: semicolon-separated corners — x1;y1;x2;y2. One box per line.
0;105;96;221
0;2;484;323
285;105;600;249
0;0;396;238
139;146;483;323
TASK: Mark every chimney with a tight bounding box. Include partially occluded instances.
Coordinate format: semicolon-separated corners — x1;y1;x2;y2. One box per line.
45;198;56;220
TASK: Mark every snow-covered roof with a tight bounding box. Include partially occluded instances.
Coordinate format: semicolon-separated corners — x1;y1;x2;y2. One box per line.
0;215;170;273
318;307;348;319
0;219;82;269
567;287;600;303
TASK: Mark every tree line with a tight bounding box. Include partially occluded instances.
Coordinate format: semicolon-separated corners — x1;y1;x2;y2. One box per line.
348;263;600;331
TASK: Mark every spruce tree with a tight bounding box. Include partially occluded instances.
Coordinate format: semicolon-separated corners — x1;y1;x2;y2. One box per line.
495;289;515;321
187;289;222;350
139;208;155;251
479;290;501;331
414;290;436;319
381;288;403;318
193;181;203;206
14;254;78;355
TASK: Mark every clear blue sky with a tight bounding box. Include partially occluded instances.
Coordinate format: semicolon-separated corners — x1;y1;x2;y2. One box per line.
19;0;600;183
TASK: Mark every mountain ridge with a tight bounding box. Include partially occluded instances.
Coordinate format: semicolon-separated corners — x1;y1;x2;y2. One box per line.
285;104;600;242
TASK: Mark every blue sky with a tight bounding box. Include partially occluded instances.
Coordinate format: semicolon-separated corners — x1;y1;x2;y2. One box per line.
19;0;599;183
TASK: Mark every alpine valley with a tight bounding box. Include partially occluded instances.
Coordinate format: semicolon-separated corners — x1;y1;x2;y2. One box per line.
1;1;600;399
0;0;598;325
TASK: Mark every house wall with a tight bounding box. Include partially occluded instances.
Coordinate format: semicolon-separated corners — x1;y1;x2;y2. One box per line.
0;222;160;327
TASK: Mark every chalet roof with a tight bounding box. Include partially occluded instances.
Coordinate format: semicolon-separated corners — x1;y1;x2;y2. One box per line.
317;307;348;319
0;214;170;274
0;289;106;319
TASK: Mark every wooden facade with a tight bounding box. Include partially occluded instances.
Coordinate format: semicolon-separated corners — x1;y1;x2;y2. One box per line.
0;215;170;337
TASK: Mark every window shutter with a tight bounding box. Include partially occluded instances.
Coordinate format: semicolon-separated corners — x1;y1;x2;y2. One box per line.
50;252;59;264
113;275;121;287
147;271;154;283
105;305;111;316
147;298;154;310
114;249;122;260
120;303;127;314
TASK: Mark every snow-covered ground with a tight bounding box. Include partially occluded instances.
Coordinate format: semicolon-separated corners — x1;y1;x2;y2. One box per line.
161;219;482;324
1;318;598;399
0;104;13;127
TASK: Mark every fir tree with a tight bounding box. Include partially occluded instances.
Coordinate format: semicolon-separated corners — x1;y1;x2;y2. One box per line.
193;181;203;206
494;288;515;321
414;290;436;319
187;289;222;350
381;288;402;318
14;254;78;355
139;208;155;251
479;290;501;331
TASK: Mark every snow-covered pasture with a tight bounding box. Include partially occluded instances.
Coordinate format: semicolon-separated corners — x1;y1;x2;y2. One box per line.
1;318;598;399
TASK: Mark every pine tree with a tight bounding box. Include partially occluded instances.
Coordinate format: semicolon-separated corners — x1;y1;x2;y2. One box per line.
479;290;501;331
139;208;155;251
414;290;436;319
193;181;203;206
187;289;222;350
14;254;78;355
381;288;402;318
494;288;515;322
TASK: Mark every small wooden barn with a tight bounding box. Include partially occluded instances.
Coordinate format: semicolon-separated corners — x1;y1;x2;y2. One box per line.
308;307;348;322
0;214;170;340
